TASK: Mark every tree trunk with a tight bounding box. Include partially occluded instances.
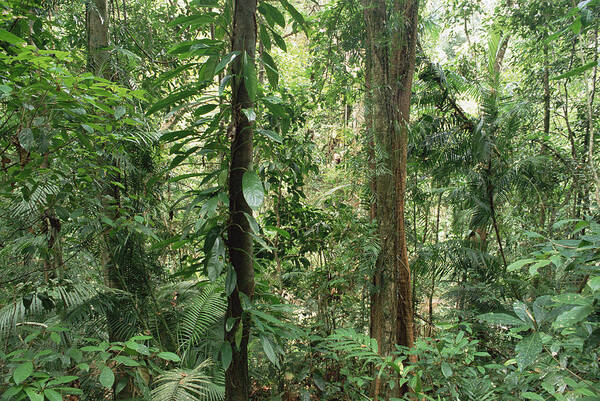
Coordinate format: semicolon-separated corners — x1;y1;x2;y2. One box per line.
225;1;257;400
364;0;419;396
87;0;110;77
87;3;136;399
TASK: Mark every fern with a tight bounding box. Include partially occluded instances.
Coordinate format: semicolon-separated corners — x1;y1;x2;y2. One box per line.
325;328;383;365
177;283;226;365
151;360;224;401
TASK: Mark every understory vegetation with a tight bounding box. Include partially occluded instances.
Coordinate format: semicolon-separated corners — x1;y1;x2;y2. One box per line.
1;0;599;400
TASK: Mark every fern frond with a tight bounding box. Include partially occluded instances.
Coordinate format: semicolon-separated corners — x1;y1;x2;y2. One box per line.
151;361;224;401
177;283;225;363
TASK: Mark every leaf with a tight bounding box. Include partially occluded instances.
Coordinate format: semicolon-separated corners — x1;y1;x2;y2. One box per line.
522;392;545;401
241;108;256;122
554;305;593;327
279;0;307;35
529;260;551;276
552;293;591;306
0;28;25;44
18;128;34;152
515;332;542;371
113;355;140;367
256;128;283;143
13;361;33;384
478;313;525;326
215;51;239;75
242;52;257;102
258;3;285;28
261;51;279;88
225;267;237;296
552;61;598;80
146;89;197;115
513;301;534;326
157;352;181;362
99;366;115;389
259;26;271;51
44;389;63;401
261;335;279;367
221;342;232;371
213;78;229;98
47;375;78;386
588;276;600;292
242;170;264;210
313;373;326;391
441;362;453;378
114;106;126;120
24;388;43;401
271;30;287;51
507;258;535;272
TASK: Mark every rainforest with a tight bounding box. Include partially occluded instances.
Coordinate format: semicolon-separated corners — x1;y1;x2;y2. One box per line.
0;0;599;400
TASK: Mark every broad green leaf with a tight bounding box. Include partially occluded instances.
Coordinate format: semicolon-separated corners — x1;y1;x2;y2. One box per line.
256;128;283;143
157;352;181;362
215;52;239;75
529;260;551;276
99;366;114;389
242;52;257;102
13;361;33;384
507;258;535;272
241;108;256;122
554;305;593;327
113;355;140;367
44;389;63;401
114;106;126;120
588;276;600;292
242;170;264;210
271;30;287;51
515;332;542;371
522;392;545;401
47;375;78;386
478;313;525;326
279;0;307;35
261;335;279;367
0;28;25;44
219;75;233;96
258;3;285;28
168;13;217;28
243;212;260;234
261;51;279;88
441;362;453;378
552;293;592;306
259;26;272;51
24;387;43;401
513;301;534;325
225;267;237;296
221;342;232;371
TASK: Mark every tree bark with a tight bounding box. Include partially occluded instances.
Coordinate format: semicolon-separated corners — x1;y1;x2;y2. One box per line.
87;0;110;77
364;0;419;397
225;1;257;400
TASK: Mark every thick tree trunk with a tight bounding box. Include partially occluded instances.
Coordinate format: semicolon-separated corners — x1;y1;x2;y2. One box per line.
225;1;257;400
364;0;419;397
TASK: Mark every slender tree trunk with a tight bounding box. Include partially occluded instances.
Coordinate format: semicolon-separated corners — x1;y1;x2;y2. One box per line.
543;43;551;137
87;3;136;399
87;0;110;77
225;1;257;400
